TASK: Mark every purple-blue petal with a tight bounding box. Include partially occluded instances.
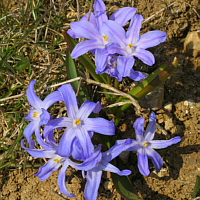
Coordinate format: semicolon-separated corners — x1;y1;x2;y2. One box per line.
137;30;167;49
144;111;157;141
95;48;108;73
110;7;136;27
99;160;131;176
102;20;127;47
133;117;144;142
35;159;59;181
102;138;132;162
77;100;102;120
39;108;50;125
117;55;135;77
132;49;155;66
56;127;76;157
126;14;143;45
149;136;181;149
58;84;78;119
43;91;63;110
70;20;102;40
43;117;72;140
137;148;150;176
83;117;115;136
26;80;43;109
146;147;163;173
75;127;95;159
71;39;104;59
83;167;102;200
23;121;38;148
103;42;126;56
129;69;145;81
57;160;76;198
93;0;108;27
21;139;55;158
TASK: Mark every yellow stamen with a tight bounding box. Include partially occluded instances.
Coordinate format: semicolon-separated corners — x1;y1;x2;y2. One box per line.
33;111;38;118
103;35;107;41
54;158;59;164
143;142;149;147
74;119;81;125
128;44;134;49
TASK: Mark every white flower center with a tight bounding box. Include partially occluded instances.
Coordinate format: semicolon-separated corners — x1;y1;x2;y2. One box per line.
73;118;82;128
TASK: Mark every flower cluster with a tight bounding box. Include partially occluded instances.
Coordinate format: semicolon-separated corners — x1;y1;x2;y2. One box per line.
68;0;167;82
21;80;181;199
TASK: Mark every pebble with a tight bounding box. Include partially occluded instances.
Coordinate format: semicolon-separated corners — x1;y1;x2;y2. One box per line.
164;102;173;112
104;181;113;190
184;31;200;58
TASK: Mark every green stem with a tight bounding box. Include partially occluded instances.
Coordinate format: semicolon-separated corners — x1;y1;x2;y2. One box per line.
114;78;119;89
107;74;111;85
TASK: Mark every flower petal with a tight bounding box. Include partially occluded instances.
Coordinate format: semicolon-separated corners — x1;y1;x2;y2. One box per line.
43;117;72;141
137;30;167;49
58;84;78;119
57;160;76;198
99;160;131;176
39;108;50;125
56;127;76;157
132;49;155;66
84;167;102;200
77;100;102;120
102;138;132;162
23;121;38;148
70;20;102;40
143;111;156;141
93;0;108;27
117;55;135;77
21;139;55;158
95;48;108;73
35;158;60;181
145;147;163;173
26;80;42;109
126;14;143;45
137;148;150;176
149;136;181;149
71;39;104;59
43;91;63;110
129;69;145;81
102;20;127;47
75;127;95;159
133;117;144;142
83;117;115;136
103;42;126;55
110;7;136;27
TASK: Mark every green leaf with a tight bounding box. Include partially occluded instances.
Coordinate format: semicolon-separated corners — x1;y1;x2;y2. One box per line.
119;57;178;113
112;173;142;200
14;55;30;73
192;176;200;198
129;57;178;100
65;49;87;103
62;30;107;84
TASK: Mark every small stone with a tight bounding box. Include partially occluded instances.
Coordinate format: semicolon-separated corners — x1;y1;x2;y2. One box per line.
104;181;113;191
184;31;200;58
184;100;189;106
164;102;173;112
164;118;174;130
119;151;130;164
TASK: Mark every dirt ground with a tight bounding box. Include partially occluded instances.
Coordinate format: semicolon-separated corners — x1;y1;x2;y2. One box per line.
0;0;200;199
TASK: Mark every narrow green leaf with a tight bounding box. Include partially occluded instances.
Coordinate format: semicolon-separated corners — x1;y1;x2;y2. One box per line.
192;176;200;198
65;49;87;103
119;57;178;113
129;57;178;100
62;30;107;84
112;173;142;200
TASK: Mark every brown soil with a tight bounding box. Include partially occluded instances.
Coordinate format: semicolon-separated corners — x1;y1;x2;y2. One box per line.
1;0;200;200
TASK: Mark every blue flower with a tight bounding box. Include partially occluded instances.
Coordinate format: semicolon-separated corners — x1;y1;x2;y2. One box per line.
101;14;167;79
23;80;63;149
68;0;136;77
83;139;132;200
21;136;100;198
43;83;115;159
116;112;181;176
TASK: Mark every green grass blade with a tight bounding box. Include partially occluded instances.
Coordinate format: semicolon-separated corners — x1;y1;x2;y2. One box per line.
192;176;200;198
